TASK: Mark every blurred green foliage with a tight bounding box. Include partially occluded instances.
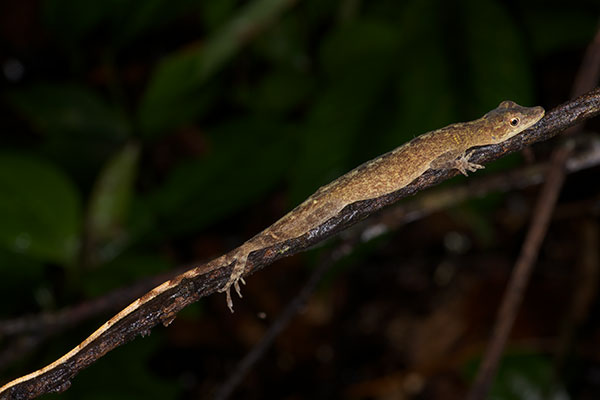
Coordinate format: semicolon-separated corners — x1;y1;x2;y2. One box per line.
0;153;81;265
465;352;568;400
3;0;597;274
1;0;599;397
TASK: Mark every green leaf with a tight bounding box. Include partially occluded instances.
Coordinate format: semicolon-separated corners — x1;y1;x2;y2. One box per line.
250;11;309;67
6;83;131;184
465;352;568;400
138;0;299;138
7;83;130;139
0;154;81;266
87;142;140;249
136;50;217;140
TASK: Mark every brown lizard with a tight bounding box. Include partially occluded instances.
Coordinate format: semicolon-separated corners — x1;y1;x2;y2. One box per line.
0;100;544;399
214;100;545;311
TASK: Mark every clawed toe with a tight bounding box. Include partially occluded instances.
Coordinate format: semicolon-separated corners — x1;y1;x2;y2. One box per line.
455;151;484;175
225;288;234;313
217;252;250;313
469;163;485;171
234;279;243;298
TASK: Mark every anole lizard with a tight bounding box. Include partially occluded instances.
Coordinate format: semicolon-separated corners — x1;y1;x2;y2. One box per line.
0;100;544;399
214;100;545;311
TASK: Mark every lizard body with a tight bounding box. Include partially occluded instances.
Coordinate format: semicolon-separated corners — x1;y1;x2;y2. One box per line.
213;100;545;311
0;100;544;399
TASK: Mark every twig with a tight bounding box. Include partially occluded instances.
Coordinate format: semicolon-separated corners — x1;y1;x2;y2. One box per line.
214;135;600;400
213;243;353;400
553;220;599;377
465;146;570;400
0;336;45;373
2;135;599;341
549;23;600;385
0;269;183;372
1;139;598;389
0;269;182;339
217;134;600;399
1;89;600;400
467;29;600;399
362;134;600;237
571;27;600;99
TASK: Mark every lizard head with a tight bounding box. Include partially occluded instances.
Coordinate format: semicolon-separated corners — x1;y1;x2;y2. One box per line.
481;100;545;144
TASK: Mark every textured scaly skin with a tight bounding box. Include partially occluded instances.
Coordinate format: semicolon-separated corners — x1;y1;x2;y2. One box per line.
216;100;545;311
0;101;544;399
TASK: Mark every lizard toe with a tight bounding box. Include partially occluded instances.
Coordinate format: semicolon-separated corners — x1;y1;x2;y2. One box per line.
226;288;234;313
234;279;243;298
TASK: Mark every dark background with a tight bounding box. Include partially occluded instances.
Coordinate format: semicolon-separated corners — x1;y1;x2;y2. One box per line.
1;0;600;399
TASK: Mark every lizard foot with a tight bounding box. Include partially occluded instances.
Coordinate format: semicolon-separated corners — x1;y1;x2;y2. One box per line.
456;150;484;176
218;253;248;313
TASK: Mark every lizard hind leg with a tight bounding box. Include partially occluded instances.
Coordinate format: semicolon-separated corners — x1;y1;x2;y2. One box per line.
218;251;249;313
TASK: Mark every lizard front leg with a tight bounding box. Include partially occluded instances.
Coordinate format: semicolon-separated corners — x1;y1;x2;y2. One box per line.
430;149;485;176
454;150;485;176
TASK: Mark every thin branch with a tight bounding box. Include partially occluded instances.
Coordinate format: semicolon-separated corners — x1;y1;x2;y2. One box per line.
213;247;348;400
571;27;600;99
214;133;600;399
549;24;600;387
2;135;598;345
0;269;184;372
467;27;600;399
1;89;600;400
1;137;598;390
553;220;600;378
1;134;597;392
218;132;600;399
465;145;570;400
361;134;600;236
0;270;182;339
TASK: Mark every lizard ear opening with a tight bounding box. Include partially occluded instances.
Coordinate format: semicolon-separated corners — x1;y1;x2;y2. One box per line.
499;100;516;109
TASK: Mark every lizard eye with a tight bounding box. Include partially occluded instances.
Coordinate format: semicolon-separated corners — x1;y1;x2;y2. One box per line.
509;117;520;127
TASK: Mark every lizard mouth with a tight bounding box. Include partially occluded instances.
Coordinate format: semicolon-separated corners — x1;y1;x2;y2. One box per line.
522;107;545;131
508;107;545;139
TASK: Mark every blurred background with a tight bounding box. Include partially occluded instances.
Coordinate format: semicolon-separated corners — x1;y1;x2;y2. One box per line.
1;0;600;399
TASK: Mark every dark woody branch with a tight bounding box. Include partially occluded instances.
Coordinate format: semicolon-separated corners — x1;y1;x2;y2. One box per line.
1;87;599;400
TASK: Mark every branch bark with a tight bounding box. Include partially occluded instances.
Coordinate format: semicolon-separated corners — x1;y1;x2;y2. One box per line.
1;88;600;400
